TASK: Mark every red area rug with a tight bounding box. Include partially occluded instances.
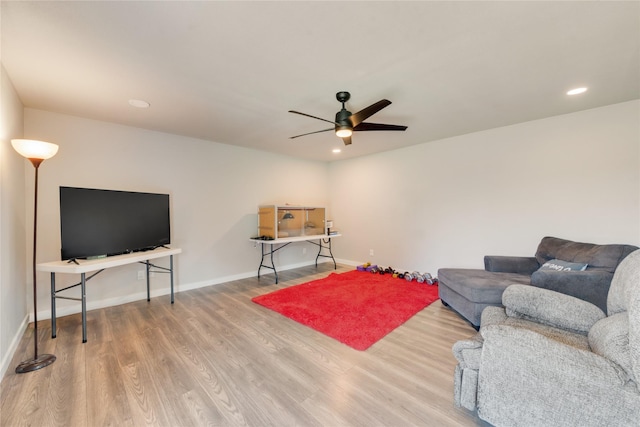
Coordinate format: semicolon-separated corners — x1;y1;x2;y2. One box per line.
252;270;439;351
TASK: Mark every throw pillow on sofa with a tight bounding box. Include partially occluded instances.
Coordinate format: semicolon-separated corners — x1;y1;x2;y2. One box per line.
539;259;588;272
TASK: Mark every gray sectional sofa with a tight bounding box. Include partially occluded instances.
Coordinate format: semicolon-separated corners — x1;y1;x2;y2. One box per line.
438;236;638;328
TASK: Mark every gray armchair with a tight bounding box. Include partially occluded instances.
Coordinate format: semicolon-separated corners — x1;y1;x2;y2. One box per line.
453;249;640;426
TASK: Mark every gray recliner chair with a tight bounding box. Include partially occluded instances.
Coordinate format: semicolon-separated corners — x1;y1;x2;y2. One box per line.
453;248;640;426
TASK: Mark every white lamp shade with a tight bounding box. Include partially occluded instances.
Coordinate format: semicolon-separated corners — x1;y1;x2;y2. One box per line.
11;139;59;160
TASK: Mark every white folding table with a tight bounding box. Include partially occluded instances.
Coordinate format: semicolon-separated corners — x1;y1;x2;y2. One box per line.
37;246;181;343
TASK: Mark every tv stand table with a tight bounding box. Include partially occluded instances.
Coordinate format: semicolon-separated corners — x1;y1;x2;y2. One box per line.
250;234;340;284
37;246;181;343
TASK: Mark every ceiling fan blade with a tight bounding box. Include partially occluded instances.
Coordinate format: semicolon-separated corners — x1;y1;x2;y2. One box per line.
290;128;334;139
342;135;352;145
354;122;408;132
289;110;339;126
349;99;391;127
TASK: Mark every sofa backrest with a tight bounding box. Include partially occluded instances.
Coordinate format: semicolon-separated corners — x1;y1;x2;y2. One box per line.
606;249;640;383
535;236;638;274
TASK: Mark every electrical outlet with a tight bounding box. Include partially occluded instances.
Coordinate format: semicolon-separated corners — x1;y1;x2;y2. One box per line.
137;270;144;280
302;247;307;255
369;249;374;256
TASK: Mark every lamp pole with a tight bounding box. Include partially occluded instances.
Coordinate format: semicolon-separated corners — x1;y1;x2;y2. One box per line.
12;139;58;374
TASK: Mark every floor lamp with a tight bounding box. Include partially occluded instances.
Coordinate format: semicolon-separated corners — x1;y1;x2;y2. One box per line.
11;139;58;374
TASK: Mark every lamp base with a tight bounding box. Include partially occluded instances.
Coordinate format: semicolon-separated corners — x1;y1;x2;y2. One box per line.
15;354;56;374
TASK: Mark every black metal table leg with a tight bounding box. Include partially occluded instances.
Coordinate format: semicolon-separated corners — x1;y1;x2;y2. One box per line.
313;238;337;269
81;272;87;343
170;255;175;304
51;272;57;338
256;242;293;284
257;243;264;279
326;238;337;269
271;245;278;283
145;260;151;301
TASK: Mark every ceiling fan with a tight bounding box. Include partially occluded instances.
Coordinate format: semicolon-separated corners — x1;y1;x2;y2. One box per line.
289;91;408;145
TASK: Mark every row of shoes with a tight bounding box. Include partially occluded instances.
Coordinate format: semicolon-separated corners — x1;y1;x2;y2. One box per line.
403;271;437;285
357;263;437;285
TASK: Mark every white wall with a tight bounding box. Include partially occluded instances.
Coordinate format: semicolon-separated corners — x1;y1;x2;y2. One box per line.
329;100;640;274
0;65;28;378
24;109;330;320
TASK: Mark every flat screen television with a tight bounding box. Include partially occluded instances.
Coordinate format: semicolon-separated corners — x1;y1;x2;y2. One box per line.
59;186;171;260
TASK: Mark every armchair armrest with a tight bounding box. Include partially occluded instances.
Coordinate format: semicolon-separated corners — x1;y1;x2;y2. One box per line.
452;333;483;370
502;285;606;334
484;255;539;274
530;269;613;312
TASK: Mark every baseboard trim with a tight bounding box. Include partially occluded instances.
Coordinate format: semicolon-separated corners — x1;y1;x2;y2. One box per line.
0;314;29;381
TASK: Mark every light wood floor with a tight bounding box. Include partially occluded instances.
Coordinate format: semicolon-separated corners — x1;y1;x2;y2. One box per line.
1;263;487;427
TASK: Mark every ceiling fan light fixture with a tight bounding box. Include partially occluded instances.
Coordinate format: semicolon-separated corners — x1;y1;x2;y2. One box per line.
289;92;406;144
336;127;352;138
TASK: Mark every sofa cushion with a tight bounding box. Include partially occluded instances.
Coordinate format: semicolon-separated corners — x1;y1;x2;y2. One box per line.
484;255;539;274
535;236;637;273
438;268;530;303
530;269;612;312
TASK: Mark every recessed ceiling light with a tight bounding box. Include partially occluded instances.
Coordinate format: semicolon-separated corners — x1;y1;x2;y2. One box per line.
567;87;588;95
128;99;150;108
332;148;341;154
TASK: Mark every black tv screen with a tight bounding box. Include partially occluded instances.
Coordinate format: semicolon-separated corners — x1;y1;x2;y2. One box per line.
60;187;171;260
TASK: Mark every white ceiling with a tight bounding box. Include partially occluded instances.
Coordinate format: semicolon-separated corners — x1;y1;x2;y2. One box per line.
2;1;639;162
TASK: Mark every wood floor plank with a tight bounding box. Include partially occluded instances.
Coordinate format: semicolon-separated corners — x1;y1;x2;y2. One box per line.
1;263;485;426
42;320;87;427
154;309;251;426
85;340;135;426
